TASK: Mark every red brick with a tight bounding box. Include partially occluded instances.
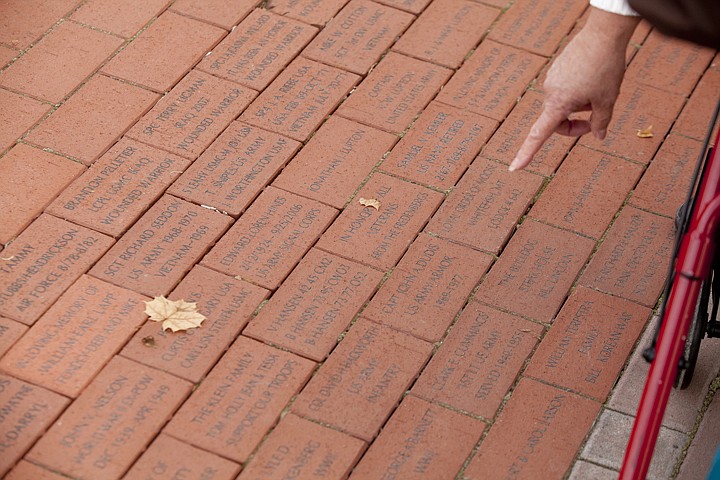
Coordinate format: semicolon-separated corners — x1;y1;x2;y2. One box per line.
481;90;575;176
488;0;586;57
273;115;397;209
626;30;714;96
0;0;81;49
425;157;543;254
437;41;545;121
350;396;483;479
0;46;18;67
292;318;432;441
266;0;349;26
529;146;643;239
0;374;69;477
303;0;414;75
412;302;543;419
127;71;256;160
478;0;511;7
674;56;720;141
525;286;650;401
0;214;114;325
363;234;492;342
198;10;317;91
474;220;595;323
0;275;148;397
0;22;122;103
393;0;499;69
24;74;160;165
380;102;497;190
464;378;600;480
241;57;358;142
124;434;241;480
47;139;190;237
373;0;430;14
91;195;231;297
164;336;315;463
0;317;27;357
239;413;366;479
168;122;301;216
0;144;84;244
5;461;69;480
27;356;191;480
121;265;269;382
202;186;337;289
315;173;444;271
171;0;257;30
630;134;702;218
578;81;685;165
102;12;225;92
245;248;383;361
579;206;675;307
337;52;452;134
0;88;50;153
71;0;172;38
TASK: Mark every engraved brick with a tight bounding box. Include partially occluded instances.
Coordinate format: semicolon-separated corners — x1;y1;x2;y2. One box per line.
337;52;452;134
198;9;318;90
481;90;575;176
580;206;675;307
121;265;269;382
170;0;257;30
303;0;414;75
27;357;191;480
425;157;543;254
24;75;160;165
241;57;358;141
1;144;84;244
238;414;366;479
0;374;69;477
474;221;595;323
71;0;172;38
630;134;702;218
127;70;256;160
266;0;349;26
0;275;148;397
529;146;643;239
464;378;600;480
202;186;337;289
488;0;586;57
47;139;191;237
0;0;77;49
164;336;315;462
363;234;491;342
102;12;226;92
273;116;397;209
91;195;232;296
525;286;650;401
292;319;432;441
245;248;383;361
373;0;430;14
349;396;483;479
578;81;685;165
0;88;50;153
5;461;69;480
381;102;496;190
315;173;444;270
124;434;241;480
168;122;300;216
412;302;542;419
436;40;545;121
0;22;123;103
0;317;27;357
0;214;114;325
674;57;720;141
393;0;499;68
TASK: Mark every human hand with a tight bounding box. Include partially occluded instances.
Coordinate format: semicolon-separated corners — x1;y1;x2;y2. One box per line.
510;8;640;171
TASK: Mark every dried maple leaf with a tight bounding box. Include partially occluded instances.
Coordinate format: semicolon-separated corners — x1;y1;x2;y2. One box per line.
144;296;206;332
359;197;381;210
636;125;653;138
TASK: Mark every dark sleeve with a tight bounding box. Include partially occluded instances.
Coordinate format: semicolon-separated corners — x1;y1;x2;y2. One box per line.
629;0;720;49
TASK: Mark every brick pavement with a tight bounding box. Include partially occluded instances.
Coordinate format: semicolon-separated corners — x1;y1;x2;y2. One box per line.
0;0;719;478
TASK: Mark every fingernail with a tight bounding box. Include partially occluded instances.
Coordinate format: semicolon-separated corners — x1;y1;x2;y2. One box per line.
508;159;519;172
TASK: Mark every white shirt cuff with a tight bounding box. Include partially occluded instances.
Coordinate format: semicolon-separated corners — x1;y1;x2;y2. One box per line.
589;0;639;16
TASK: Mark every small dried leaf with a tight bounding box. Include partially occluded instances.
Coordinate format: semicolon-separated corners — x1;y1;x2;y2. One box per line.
636;125;653;138
144;296;178;321
359;197;381;210
144;296;206;332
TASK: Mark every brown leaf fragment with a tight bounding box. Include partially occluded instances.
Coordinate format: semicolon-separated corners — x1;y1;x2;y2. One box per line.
144;296;207;332
359;197;381;210
636;125;653;138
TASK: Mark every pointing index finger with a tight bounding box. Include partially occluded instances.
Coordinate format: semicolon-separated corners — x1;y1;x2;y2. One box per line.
509;105;568;171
